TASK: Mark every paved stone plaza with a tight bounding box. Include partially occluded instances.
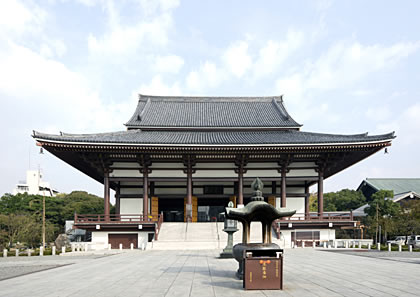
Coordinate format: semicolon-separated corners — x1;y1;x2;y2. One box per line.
1;249;420;297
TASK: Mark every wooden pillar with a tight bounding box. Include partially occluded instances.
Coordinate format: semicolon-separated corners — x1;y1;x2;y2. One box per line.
143;168;149;220
304;185;310;220
186;164;192;222
104;170;110;220
238;167;244;206
318;170;324;219
115;186;120;215
281;167;286;207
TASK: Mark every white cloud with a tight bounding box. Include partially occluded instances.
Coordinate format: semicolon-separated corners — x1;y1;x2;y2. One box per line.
186;61;226;92
0;40;129;133
253;30;304;79
275;40;420;122
306;41;420;90
0;0;46;35
87;0;178;57
223;41;252;78
135;75;181;96
153;55;184;74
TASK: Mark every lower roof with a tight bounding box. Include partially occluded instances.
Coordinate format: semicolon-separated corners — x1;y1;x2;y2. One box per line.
33;130;395;147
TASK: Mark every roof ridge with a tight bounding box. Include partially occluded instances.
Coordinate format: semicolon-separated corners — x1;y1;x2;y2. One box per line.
138;94;283;102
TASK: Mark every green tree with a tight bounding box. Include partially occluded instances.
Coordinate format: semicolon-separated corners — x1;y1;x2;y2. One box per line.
364;190;399;242
0;191;107;247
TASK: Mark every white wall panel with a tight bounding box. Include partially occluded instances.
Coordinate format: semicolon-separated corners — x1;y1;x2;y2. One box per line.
287;169;317;177
193;170;237;178
151;162;184;168
246;162;278;168
111;162;140;168
288;162;316;168
120;198;142;215
195;162;235;169
155;188;186;195
287;187;305;194
120;188;142;195
110;170;142;178
150;170;185;178
286;197;304;214
244;169;279;177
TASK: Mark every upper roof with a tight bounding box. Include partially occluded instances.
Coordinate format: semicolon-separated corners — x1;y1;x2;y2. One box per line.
357;178;420;196
125;95;301;129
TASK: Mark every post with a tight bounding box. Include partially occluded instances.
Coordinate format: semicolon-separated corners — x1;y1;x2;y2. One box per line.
115;186;120;215
317;169;324;219
71;244;75;252
312;241;316;248
388;243;391;252
304;185;310;219
104;170;110;221
398;243;402;252
52;246;56;256
84;244;88;252
143;167;149;220
368;243;371;250
3;249;7;258
130;243;134;250
186;164;192;222
108;244;111;250
237;166;244;206
409;245;413;252
42;192;46;248
119;243;123;251
39;246;44;256
377;242;381;251
281;167;286;207
28;249;31;257
15;249;19;257
302;241;305;248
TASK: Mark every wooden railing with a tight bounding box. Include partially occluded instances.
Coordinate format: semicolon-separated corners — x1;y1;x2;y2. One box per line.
155;212;164;241
272;212;354;239
276;211;354;222
74;213;161;224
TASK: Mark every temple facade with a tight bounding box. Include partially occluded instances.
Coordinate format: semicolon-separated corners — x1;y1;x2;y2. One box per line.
33;95;395;249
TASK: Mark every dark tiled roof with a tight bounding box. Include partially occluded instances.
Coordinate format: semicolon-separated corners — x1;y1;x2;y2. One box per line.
33;130;395;146
125;95;301;128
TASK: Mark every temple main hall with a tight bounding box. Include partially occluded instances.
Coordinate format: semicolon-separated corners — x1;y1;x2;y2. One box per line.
33;95;395;249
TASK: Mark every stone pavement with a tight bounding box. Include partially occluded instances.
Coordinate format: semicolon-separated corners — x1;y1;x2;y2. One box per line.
1;249;420;297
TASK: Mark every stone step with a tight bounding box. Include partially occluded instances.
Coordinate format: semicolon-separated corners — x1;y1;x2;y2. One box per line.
154;222;281;250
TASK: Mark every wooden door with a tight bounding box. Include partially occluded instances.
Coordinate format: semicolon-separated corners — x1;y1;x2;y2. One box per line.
108;234;138;249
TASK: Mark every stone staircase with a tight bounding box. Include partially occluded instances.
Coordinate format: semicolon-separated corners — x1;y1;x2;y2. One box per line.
151;222;282;250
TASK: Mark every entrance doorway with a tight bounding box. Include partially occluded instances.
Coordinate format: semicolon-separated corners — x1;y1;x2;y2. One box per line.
159;198;184;222
197;197;229;222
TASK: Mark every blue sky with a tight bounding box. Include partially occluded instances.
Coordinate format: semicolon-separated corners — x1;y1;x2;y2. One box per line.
1;0;419;198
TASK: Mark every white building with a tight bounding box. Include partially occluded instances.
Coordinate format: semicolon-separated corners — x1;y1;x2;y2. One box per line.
13;170;59;197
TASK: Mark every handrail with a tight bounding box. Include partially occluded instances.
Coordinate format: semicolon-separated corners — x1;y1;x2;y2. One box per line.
74;213;161;224
155;212;164;241
276;211;354;222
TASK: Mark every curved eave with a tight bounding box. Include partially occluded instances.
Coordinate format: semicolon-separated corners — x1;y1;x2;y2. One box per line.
33;137;394;150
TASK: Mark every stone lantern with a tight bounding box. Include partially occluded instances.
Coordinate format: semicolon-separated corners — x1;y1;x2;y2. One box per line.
220;201;238;258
